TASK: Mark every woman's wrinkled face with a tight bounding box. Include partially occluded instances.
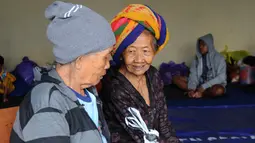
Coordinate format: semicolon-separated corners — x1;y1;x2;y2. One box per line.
122;31;156;76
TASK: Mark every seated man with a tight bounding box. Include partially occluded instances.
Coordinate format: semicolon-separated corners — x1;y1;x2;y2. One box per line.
0;55;16;102
173;34;226;98
10;1;115;143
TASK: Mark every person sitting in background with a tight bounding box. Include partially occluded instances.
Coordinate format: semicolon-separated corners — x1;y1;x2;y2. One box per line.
100;4;180;143
173;34;227;98
0;55;16;102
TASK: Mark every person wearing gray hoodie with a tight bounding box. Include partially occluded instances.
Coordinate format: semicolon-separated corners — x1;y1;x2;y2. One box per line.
173;34;227;98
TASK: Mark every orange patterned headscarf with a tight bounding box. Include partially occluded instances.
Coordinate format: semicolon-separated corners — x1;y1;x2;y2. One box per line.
111;4;169;65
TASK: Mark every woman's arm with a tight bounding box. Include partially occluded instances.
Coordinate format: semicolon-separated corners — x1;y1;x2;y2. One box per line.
156;72;180;143
110;90;144;143
157;91;180;143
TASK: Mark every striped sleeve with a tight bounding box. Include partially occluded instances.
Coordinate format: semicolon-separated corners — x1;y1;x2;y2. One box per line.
10;84;71;143
11;107;70;143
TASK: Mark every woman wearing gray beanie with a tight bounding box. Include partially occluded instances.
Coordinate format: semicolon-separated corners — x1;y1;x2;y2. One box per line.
10;1;115;143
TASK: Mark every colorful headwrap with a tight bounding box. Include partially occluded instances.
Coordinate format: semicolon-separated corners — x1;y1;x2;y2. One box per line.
111;4;169;65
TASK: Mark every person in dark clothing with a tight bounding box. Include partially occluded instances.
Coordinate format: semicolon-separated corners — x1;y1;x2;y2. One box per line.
173;34;226;98
100;4;180;143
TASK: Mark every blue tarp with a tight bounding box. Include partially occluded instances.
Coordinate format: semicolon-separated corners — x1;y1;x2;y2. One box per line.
168;105;255;143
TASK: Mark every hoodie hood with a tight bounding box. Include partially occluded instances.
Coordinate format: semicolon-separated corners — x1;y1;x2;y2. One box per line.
196;33;216;57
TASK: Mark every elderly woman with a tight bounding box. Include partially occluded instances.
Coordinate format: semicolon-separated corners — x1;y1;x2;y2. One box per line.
10;1;115;143
100;4;180;143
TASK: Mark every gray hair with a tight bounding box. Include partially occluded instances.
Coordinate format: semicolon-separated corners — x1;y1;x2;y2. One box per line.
152;37;158;51
143;29;158;51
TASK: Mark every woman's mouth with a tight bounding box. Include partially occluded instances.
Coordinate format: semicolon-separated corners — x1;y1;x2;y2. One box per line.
132;65;145;71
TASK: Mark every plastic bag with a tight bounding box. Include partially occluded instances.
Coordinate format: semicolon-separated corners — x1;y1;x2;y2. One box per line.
14;57;37;85
125;107;159;143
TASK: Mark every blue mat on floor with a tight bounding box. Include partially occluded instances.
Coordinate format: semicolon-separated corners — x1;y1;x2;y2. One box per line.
168;105;255;143
166;84;255;143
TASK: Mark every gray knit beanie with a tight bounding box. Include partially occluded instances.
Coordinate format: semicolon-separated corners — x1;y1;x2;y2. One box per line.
45;1;116;64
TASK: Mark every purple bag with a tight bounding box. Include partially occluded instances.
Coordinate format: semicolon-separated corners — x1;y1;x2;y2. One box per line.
159;61;189;85
15;57;37;85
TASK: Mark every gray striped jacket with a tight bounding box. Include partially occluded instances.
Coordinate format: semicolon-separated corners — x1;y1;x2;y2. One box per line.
10;69;110;143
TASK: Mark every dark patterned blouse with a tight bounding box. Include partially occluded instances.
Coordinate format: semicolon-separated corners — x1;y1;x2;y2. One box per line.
100;66;180;143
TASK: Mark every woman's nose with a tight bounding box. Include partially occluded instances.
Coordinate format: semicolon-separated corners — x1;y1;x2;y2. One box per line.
134;52;144;63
